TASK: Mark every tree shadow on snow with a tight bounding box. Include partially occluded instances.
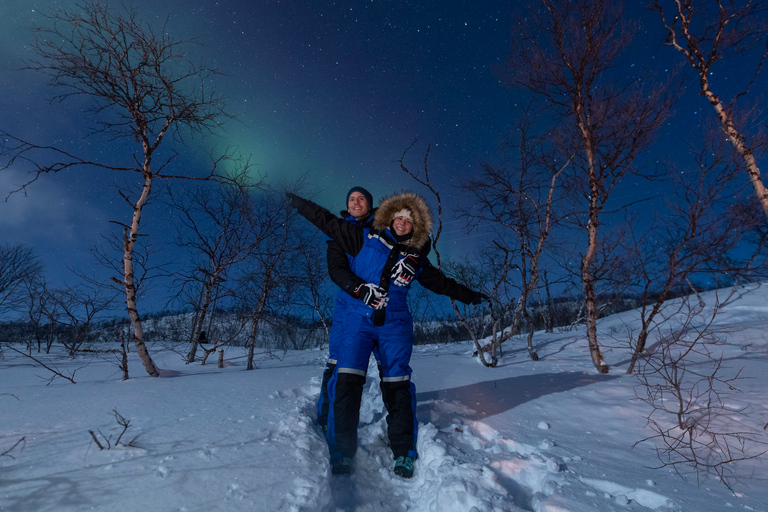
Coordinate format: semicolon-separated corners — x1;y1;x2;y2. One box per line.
416;372;618;426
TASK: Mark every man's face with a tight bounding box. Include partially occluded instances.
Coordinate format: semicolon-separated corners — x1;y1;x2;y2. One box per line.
347;192;370;220
392;215;413;236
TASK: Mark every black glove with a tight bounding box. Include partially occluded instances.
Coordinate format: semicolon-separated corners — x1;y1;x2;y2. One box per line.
469;292;490;305
355;283;389;310
391;255;419;286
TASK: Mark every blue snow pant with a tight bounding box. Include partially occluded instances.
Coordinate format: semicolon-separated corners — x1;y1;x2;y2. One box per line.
325;311;418;464
317;294;383;429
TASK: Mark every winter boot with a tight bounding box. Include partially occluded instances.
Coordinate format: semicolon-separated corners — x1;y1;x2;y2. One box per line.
393;455;414;478
331;456;353;475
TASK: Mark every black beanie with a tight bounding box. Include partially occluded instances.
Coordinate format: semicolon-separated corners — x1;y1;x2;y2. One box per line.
346;186;373;209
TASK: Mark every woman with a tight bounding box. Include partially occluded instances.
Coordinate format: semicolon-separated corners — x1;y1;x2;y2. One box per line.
288;191;485;478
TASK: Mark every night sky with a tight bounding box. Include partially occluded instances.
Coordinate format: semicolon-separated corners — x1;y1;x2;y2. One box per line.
1;1;764;309
1;1;518;289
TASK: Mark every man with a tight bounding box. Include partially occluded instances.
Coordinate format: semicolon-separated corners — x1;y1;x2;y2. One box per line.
317;186;380;434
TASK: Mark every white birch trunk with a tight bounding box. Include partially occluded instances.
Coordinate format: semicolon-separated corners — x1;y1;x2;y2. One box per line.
123;172;159;377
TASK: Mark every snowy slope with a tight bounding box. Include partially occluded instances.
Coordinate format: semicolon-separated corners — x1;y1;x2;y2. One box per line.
1;284;767;511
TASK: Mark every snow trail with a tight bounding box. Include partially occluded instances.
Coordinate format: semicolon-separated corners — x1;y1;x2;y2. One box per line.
275;357;682;512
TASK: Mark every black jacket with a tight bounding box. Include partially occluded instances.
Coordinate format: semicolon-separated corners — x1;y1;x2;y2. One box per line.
327;209;375;299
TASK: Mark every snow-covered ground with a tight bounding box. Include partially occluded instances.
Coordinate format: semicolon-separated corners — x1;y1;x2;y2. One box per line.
2;284;767;511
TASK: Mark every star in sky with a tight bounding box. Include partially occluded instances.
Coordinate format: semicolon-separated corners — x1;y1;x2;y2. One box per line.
1;0;765;309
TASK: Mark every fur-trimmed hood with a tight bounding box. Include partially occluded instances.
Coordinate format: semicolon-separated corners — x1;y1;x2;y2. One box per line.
373;193;433;248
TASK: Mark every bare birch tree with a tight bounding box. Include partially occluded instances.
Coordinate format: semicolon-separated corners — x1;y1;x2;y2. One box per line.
290;232;335;340
55;284;118;356
0;244;43;315
398;140;490;364
624;133;750;374
21;279;61;354
633;291;767;491
652;0;768;217
503;0;672;372
166;171;261;363
732;197;768;274
459;116;568;361
443;249;517;366
238;189;303;370
0;1;236;376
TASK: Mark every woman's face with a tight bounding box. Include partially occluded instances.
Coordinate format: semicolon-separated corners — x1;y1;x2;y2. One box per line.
347;192;370;220
392;215;413;236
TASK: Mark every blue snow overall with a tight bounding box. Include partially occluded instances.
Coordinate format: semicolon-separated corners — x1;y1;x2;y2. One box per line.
317;214;384;429
325;229;421;464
